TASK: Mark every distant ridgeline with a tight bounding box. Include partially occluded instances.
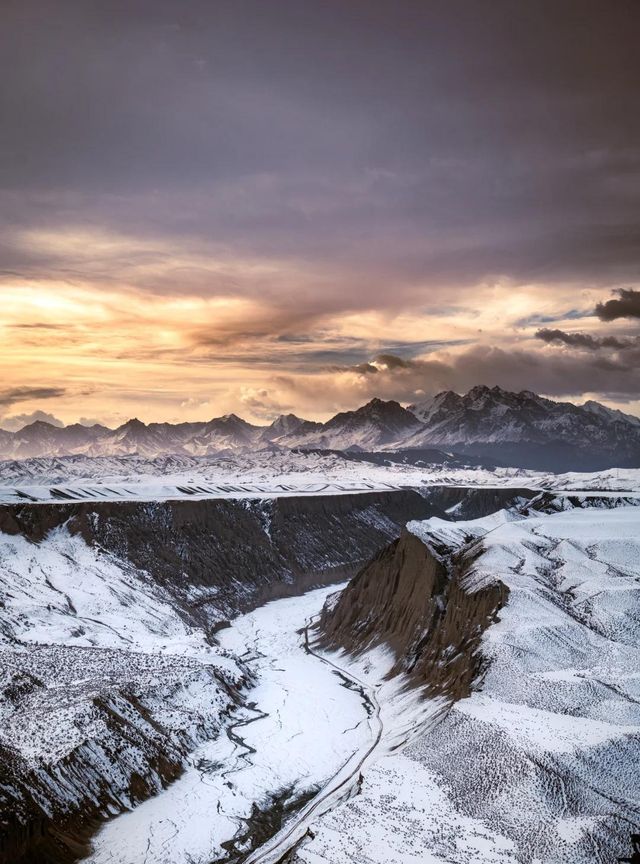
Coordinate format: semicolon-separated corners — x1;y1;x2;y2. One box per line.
1;386;639;471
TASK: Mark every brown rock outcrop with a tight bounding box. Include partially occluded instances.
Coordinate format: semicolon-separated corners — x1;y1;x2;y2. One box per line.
319;530;507;702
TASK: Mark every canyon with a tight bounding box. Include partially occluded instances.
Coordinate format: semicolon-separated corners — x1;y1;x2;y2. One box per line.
0;466;638;864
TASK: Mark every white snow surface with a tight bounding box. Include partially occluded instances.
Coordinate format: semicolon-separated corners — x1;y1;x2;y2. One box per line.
0;527;244;816
0;452;639;504
2;472;639;864
84;586;374;864
0;528;212;654
295;505;640;864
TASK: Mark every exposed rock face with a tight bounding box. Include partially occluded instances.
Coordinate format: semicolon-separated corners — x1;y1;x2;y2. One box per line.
297;504;640;864
319;530;507;701
0;490;435;635
420;485;534;520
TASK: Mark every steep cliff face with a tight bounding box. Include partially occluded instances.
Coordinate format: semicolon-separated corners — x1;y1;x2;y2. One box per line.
316;491;637;701
319;530;507;701
419;485;534;520
304;504;640;864
0;490;435;634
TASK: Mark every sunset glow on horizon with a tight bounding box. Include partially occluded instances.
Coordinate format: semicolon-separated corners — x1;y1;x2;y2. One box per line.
2;1;639;430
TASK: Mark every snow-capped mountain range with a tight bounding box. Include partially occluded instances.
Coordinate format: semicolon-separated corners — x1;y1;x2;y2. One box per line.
2;386;639;470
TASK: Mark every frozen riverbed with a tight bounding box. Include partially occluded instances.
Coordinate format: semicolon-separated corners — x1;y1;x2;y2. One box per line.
83;585;373;864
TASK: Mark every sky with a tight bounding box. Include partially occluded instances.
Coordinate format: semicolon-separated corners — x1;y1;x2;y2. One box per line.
1;0;639;429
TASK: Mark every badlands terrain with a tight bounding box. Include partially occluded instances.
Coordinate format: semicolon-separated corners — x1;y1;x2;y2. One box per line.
1;394;639;864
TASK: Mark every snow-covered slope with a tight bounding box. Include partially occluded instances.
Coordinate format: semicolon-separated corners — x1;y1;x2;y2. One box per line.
407;385;639;444
0;528;215;652
582;399;640;427
0;452;639;505
305;503;640;863
279;398;424;450
2;476;639;863
0;526;247;861
0;415;269;460
0;399;425;459
259;413;323;444
405;385;640;469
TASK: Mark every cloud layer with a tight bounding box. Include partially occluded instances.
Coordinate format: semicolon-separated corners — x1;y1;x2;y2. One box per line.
535;329;638;351
596;289;640;321
1;1;639;423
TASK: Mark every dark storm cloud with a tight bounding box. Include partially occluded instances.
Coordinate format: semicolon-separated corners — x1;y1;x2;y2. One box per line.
1;0;639;293
352;363;379;375
185;328;466;368
0;386;66;407
535;329;637;350
346;354;415;374
595;289;640;321
316;346;640;404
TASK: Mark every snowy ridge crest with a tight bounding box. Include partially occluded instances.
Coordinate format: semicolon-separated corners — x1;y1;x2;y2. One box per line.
301;502;640;863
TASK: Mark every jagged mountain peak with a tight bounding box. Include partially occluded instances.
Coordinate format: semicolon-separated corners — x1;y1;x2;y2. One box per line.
327;397;417;428
403;384;640;468
363;396;392;408
18;419;60;432
260;413;323;445
120;417;146;430
268;413;313;432
464;384;546;406
65;422;109;432
270;412;303;425
362;396;403;411
411;385;553;421
283;397;424;451
466;383;495;398
206;412;257;428
582;399;640;427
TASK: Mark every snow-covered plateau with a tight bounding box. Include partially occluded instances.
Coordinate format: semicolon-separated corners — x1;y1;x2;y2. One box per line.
0;451;639;504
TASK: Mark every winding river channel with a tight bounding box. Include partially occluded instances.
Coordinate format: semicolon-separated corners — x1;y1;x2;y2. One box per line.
82;584;381;864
